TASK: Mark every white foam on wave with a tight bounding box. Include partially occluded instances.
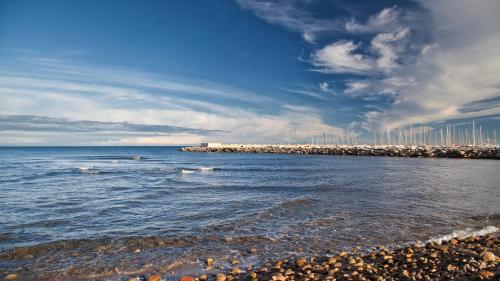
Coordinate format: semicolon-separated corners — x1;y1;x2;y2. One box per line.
110;160;119;164
77;166;93;171
181;169;194;174
427;225;498;244
199;167;215;172
76;166;100;174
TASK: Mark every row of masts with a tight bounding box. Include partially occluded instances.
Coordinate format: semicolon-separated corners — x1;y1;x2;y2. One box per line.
280;121;498;146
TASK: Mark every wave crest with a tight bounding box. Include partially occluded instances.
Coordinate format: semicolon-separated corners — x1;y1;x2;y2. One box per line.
427;225;498;244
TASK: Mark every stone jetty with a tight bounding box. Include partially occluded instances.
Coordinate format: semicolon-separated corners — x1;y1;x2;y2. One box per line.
180;144;500;159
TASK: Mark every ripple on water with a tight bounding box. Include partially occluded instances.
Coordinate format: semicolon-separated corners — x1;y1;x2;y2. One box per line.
0;147;499;280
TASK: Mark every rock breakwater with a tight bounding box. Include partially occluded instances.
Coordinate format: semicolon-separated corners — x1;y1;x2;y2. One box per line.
180;145;500;159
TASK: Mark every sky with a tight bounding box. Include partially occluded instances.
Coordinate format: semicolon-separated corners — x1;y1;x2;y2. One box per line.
0;0;499;145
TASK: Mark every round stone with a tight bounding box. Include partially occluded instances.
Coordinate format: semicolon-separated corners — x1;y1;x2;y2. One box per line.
481;251;495;262
148;274;162;281
180;276;195;281
215;273;226;281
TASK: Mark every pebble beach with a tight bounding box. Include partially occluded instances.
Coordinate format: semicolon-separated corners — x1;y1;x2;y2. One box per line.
3;233;498;280
128;233;500;281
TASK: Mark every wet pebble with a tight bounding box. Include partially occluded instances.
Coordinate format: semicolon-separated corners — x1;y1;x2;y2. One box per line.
215;273;226;281
147;274;162;281
179;276;194;281
481;251;496;262
4;274;17;281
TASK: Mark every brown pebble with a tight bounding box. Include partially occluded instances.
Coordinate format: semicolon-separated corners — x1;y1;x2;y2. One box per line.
478;270;494;279
180;276;195;281
231;268;242;275
24;254;34;260
4;274;17;281
446;264;457;271
215;274;226;281
274;273;286;281
148;274;162;281
481;251;495;262
296;258;306;267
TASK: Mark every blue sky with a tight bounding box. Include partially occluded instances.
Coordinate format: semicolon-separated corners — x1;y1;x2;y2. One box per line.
0;0;499;145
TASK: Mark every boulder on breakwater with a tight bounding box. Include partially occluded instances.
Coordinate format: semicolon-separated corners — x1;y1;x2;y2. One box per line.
180;144;500;159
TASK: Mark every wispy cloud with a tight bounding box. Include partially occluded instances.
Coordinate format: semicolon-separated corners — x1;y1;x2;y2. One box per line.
311;40;374;74
345;6;400;33
359;0;500;130
0;114;223;134
236;0;343;43
238;0;500;134
0;57;345;145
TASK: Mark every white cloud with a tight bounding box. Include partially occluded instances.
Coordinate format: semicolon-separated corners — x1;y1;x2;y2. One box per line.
371;27;410;70
360;0;500;130
282;88;329;100
310;27;409;75
345;6;401;33
311;41;374;74
236;0;343;43
318;82;329;92
345;81;370;94
0;59;346;145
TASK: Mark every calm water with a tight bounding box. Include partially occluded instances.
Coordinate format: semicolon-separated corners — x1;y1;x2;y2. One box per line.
0;146;499;280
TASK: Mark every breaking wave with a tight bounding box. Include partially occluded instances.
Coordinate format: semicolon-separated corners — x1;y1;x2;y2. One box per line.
427;225;498;244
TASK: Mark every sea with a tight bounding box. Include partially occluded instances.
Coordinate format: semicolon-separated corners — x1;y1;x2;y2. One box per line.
0;146;499;280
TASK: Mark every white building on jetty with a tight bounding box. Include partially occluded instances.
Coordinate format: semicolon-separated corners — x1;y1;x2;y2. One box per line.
200;142;224;147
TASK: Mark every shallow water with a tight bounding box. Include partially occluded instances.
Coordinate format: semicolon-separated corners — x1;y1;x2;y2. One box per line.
0;146;499;280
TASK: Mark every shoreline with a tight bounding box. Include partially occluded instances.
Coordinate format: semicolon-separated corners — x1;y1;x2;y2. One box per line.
1;231;498;280
193;233;499;281
180;144;500;159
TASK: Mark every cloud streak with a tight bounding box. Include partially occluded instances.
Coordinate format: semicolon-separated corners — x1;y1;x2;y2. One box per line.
0;57;346;145
236;0;344;43
0;114;224;134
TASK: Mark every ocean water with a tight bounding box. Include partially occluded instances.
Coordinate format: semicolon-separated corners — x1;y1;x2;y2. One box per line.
0;146;499;280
